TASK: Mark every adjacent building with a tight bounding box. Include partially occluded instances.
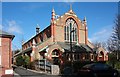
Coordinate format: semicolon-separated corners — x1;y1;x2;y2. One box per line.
0;30;15;77
21;8;108;67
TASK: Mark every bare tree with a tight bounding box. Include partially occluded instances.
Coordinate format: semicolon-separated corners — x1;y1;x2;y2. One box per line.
94;41;107;50
107;15;120;60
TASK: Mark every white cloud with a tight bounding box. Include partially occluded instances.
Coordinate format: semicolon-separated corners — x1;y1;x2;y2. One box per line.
6;20;23;34
89;25;113;43
94;29;106;36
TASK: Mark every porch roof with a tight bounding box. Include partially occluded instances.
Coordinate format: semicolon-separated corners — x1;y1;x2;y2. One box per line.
39;46;48;52
57;42;93;53
38;42;93;53
22;47;32;53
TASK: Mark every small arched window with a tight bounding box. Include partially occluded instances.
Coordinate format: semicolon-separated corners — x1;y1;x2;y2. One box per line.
99;51;104;57
64;18;77;42
52;50;59;56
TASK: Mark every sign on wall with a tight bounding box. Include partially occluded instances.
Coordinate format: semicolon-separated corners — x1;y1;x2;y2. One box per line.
5;69;13;74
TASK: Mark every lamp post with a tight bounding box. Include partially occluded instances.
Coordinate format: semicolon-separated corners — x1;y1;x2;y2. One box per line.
70;30;75;53
70;29;75;74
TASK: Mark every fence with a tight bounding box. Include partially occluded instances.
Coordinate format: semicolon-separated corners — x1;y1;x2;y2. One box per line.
36;59;60;75
36;59;51;73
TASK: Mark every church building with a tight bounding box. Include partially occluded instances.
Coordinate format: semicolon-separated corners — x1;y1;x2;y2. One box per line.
21;7;108;66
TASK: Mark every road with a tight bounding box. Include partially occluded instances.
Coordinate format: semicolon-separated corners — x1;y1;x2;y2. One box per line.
14;67;62;77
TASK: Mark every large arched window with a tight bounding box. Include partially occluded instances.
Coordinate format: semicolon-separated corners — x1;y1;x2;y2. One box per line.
64;18;77;42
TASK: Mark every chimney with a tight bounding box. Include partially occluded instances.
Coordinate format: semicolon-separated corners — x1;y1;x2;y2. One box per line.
51;8;55;23
36;24;40;34
83;16;87;25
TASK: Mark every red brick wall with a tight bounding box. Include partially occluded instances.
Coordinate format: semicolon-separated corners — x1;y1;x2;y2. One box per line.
1;37;12;68
0;37;13;76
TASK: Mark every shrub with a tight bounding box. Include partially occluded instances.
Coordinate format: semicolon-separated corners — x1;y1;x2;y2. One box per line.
115;61;120;69
16;54;31;69
23;55;30;69
16;55;24;66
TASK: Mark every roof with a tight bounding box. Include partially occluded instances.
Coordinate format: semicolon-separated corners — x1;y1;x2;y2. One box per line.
22;25;51;46
22;47;32;53
0;30;15;40
57;42;93;53
14;47;32;57
37;42;93;53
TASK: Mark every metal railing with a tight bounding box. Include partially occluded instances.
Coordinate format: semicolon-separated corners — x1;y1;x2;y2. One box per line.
36;59;51;73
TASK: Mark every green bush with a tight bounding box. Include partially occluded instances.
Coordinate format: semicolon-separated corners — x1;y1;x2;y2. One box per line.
16;55;31;69
106;61;113;67
28;61;36;70
24;55;30;65
106;60;120;69
115;61;120;69
23;55;30;69
16;55;24;66
106;52;118;68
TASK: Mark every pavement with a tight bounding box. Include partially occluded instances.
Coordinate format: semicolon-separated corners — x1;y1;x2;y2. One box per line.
13;66;61;77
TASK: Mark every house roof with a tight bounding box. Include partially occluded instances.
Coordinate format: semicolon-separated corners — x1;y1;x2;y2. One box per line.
0;30;15;40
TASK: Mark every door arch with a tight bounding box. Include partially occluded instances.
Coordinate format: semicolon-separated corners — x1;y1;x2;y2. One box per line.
99;51;104;61
51;49;61;65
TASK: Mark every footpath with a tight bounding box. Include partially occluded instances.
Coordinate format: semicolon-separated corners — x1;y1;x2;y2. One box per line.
13;65;59;77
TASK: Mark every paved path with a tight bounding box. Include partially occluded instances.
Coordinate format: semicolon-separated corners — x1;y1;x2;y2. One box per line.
13;67;62;77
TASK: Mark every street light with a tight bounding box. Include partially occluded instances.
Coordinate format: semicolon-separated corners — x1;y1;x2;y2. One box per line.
70;29;75;53
70;28;75;74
